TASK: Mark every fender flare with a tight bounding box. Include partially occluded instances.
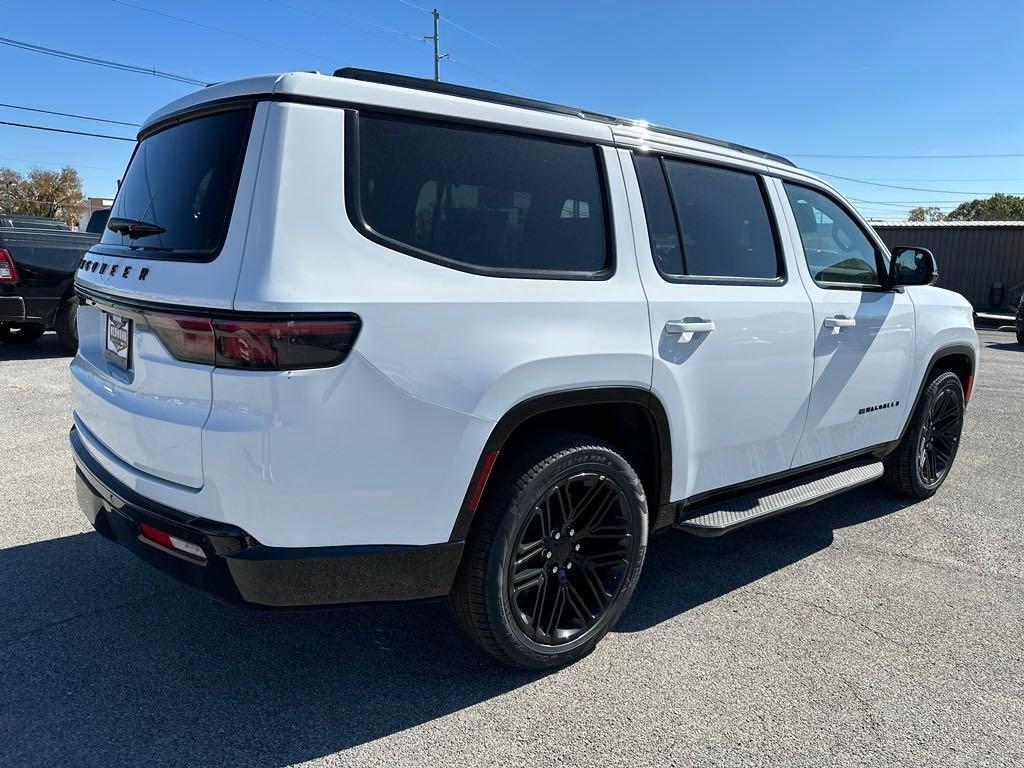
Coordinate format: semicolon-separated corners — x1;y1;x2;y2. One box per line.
448;387;672;542
897;342;977;443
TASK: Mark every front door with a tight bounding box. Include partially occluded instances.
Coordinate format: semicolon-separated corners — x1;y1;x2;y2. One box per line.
623;150;816;499
775;179;916;468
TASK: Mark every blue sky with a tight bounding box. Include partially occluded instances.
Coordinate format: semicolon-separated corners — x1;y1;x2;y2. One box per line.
3;0;1023;220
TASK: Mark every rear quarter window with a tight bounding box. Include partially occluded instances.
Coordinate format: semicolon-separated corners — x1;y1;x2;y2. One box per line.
349;112;611;278
100;107;253;259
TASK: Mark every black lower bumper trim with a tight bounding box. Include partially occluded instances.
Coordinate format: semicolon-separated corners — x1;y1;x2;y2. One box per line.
71;426;464;607
0;296;27;322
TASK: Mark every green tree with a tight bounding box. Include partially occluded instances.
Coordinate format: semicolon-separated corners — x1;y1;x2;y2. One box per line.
907;206;945;222
945;193;1024;222
0;166;85;227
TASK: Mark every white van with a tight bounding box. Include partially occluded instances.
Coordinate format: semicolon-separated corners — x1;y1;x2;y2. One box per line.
72;69;978;668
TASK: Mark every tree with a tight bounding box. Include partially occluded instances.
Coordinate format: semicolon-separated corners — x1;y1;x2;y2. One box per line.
908;206;945;222
0;166;85;227
945;193;1024;222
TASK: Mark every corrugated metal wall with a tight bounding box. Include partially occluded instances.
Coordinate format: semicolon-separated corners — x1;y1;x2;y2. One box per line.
872;225;1024;312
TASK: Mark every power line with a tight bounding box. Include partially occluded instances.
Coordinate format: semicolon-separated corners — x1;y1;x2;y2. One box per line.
791;152;1024;160
110;0;335;66
810;169;1024;196
265;0;426;46
0;36;206;86
0;120;135;142
0;102;140;127
0;36;208;86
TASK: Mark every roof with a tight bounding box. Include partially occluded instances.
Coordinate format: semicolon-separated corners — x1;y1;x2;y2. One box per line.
868;220;1024;228
143;69;798;173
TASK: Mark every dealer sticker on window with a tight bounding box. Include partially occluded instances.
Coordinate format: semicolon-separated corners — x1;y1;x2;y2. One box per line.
105;312;132;369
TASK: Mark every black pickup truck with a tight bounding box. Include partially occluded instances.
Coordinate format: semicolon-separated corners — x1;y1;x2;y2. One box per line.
0;214;99;352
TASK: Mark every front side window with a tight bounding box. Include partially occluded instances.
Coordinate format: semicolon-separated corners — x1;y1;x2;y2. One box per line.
783;183;881;286
634;155;780;280
353;113;609;276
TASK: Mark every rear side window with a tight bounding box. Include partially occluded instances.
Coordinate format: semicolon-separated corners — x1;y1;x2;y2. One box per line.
100;107;252;258
783;182;882;287
634;155;781;281
351;113;610;277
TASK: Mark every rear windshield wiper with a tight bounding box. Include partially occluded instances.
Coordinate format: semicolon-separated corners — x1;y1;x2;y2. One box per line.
106;216;166;239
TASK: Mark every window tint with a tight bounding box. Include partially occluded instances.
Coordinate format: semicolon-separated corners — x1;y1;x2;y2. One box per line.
783;183;881;286
355;114;609;275
101;108;251;256
634;155;684;275
663;160;780;279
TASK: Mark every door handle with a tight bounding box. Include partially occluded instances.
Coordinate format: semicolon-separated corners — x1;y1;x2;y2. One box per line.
665;319;716;335
824;315;856;332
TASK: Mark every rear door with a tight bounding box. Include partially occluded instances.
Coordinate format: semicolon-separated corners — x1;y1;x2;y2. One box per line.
774;179;915;467
623;151;815;498
72;104;264;488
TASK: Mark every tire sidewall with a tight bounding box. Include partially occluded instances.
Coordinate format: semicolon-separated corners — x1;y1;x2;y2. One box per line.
910;372;964;495
484;444;648;667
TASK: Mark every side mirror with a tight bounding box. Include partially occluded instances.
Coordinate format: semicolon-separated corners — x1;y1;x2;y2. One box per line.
890;246;938;287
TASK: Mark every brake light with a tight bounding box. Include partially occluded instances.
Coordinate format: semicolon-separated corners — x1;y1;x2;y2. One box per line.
0;248;17;282
144;311;361;370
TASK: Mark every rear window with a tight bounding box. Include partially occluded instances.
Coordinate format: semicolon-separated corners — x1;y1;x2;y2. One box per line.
350;112;610;277
100;108;252;257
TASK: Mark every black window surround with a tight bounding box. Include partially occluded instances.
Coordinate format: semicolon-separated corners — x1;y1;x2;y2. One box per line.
344;109;615;281
781;180;893;293
632;152;787;287
91;103;256;264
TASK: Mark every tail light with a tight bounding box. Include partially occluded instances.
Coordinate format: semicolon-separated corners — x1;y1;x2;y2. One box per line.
144;311;361;370
0;248;17;282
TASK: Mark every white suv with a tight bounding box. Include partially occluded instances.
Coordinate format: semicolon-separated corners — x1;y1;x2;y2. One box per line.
71;69;979;668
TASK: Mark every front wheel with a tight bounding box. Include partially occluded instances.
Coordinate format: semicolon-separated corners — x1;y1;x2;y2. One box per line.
884;370;965;498
449;436;648;669
55;295;79;353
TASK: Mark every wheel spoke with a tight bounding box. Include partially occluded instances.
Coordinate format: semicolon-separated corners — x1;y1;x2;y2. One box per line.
513;566;546;588
564;581;595;623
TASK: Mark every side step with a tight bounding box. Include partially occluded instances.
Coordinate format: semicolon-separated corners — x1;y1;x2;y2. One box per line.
674;458;884;537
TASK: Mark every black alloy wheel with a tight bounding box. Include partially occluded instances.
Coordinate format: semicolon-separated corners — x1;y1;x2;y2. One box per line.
507;471;634;646
917;384;963;488
449;436;648;669
884;370;965;498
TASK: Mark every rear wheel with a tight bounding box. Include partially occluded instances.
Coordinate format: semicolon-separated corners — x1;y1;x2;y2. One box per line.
55;295;79;353
449;436;648;669
884;370;965;498
0;323;45;345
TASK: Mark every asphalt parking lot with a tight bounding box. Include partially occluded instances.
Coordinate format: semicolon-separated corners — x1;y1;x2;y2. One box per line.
1;329;1022;767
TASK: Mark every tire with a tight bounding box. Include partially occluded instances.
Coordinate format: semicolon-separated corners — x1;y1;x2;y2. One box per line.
884;370;965;499
0;323;46;345
448;436;648;669
55;295;80;353
1017;327;1024;346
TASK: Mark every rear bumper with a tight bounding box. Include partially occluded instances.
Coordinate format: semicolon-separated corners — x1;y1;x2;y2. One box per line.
0;296;26;322
71;426;464;607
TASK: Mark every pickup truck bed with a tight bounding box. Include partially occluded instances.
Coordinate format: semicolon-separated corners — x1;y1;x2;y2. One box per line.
0;217;99;351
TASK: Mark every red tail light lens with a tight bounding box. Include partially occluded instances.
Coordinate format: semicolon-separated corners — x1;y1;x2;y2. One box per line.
0;248;18;282
144;312;360;370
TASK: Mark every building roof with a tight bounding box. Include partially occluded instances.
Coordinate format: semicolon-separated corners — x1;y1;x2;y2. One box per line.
868;220;1024;227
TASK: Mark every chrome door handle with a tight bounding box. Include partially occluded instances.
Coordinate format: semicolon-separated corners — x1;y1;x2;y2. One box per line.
665;319;715;335
824;315;856;334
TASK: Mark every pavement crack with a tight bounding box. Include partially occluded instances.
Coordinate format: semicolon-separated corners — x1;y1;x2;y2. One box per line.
1;587;178;648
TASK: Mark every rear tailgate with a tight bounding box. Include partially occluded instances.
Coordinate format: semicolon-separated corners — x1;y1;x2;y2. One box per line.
71;103;266;488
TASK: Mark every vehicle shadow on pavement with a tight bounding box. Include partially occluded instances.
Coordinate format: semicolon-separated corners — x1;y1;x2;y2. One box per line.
0;484;912;767
0;333;72;361
984;340;1023;351
617;483;915;632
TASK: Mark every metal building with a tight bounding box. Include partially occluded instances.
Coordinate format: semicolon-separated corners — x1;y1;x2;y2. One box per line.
871;221;1024;312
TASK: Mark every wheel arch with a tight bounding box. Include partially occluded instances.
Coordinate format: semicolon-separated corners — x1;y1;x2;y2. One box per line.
899;343;976;442
448;387;671;542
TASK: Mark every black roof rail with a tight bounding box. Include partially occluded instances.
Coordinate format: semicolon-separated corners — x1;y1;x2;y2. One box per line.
333;67;795;167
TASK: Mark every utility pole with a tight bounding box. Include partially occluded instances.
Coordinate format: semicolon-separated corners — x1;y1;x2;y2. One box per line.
424;8;448;81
